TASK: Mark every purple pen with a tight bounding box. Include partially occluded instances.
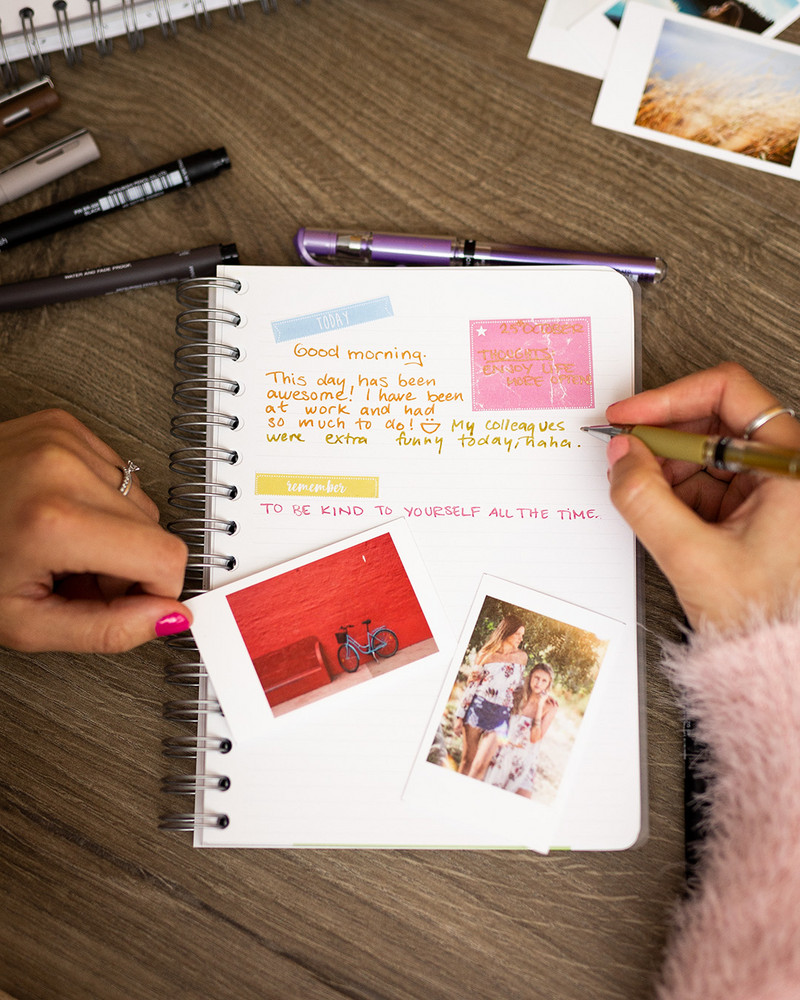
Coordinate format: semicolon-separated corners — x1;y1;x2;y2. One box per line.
295;228;666;282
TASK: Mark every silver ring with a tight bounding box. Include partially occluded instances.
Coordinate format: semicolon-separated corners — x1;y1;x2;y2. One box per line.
118;460;139;495
741;405;796;440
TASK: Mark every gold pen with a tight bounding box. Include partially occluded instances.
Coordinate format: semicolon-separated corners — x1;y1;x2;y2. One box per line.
581;424;800;478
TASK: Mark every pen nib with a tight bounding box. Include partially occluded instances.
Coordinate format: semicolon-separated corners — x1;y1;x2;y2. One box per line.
580;425;626;442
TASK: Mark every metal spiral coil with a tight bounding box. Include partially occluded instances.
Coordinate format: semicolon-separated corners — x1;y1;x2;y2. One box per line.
1;0;290;84
169;445;238;476
162;698;222;722
189;0;212;29
174;341;241;376
162;735;233;758
176;275;242;307
153;0;177;36
172;376;240;409
88;0;112;55
176;306;241;342
164;661;207;686
162;276;242;836
119;0;143;50
170;410;240;443
168;516;239;541
19;7;50;74
168;480;239;512
0;22;19;87
158;812;230;831
161;774;231;794
53;0;82;64
185;552;237;573
162;633;200;653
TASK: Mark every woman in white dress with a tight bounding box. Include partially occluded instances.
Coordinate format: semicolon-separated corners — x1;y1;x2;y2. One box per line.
484;663;559;798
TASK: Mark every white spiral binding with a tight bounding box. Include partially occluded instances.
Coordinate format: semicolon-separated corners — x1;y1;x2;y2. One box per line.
161;275;243;834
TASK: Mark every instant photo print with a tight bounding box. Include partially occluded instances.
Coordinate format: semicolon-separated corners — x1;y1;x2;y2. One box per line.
594;4;800;179
186;520;447;742
404;576;625;854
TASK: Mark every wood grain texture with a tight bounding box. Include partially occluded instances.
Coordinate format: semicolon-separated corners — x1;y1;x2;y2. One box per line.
1;0;798;996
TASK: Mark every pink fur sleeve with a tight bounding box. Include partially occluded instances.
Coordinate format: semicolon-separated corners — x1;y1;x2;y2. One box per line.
656;619;800;1000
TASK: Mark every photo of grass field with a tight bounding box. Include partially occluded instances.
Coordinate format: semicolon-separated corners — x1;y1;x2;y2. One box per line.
635;20;800;165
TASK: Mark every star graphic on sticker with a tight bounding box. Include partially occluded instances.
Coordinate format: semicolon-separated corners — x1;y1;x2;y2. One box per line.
476;325;487;336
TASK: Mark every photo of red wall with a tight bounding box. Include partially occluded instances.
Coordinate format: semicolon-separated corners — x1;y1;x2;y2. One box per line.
226;532;434;708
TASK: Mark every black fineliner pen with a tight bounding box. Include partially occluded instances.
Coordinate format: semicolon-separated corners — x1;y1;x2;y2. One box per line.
0;243;239;311
0;147;231;252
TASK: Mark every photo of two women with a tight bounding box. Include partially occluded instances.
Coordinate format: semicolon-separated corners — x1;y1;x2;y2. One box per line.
428;595;610;804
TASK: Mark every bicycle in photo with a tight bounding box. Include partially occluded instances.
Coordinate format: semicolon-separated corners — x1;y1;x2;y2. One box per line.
335;619;399;672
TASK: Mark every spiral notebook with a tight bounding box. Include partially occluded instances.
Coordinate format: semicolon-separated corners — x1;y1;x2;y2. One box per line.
0;0;304;76
162;263;647;850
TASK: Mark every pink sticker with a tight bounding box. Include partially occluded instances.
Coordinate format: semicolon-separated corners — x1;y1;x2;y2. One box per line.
470;317;594;411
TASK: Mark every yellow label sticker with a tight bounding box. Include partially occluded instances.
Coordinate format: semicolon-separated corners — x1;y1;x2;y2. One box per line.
255;474;379;499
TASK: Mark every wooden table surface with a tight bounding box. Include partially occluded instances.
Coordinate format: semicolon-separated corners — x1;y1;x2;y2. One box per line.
1;1;798;996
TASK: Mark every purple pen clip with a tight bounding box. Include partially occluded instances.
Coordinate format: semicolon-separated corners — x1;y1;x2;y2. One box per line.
295;227;335;266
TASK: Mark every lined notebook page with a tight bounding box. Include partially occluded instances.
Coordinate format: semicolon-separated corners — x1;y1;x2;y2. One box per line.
186;264;645;850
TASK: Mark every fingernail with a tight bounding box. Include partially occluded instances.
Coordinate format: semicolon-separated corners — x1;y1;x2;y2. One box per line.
155;612;191;637
607;434;631;468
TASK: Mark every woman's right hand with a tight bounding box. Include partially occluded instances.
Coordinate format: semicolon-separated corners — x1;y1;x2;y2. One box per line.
605;363;800;633
0;409;192;653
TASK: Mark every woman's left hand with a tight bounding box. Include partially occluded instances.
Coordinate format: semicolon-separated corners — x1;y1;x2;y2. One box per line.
0;409;191;653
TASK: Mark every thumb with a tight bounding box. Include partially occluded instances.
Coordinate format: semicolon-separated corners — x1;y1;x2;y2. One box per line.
7;593;193;654
607;434;712;582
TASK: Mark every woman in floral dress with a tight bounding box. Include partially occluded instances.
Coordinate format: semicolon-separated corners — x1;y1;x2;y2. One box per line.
453;615;528;780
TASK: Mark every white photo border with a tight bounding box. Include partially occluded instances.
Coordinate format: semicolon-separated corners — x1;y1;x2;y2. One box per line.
593;3;800;180
402;574;626;854
581;0;800;42
186;518;451;744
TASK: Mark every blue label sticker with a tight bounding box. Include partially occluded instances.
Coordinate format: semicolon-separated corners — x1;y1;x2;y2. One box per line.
272;296;394;342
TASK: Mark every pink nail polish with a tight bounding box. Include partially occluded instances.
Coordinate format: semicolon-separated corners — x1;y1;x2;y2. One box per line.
155;612;191;637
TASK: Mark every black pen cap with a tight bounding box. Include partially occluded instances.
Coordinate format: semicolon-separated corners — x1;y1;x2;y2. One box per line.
220;243;239;264
182;148;231;183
